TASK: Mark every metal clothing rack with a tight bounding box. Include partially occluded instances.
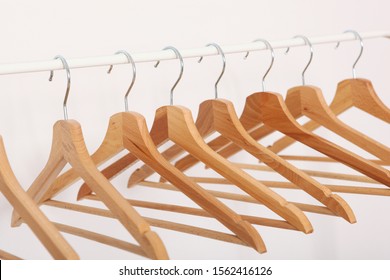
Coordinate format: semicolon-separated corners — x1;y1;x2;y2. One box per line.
0;30;389;76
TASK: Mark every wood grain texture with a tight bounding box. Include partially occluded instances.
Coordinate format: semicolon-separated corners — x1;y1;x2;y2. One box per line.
270;79;390;154
52;221;148;258
284;85;390;162
163;105;312;233
96;106;314;233
197;99;354;222
47;200;252;249
11;120;168;260
75;112;265;253
137;181;335;216
233;163;381;183
256;92;390;186
0;136;79;260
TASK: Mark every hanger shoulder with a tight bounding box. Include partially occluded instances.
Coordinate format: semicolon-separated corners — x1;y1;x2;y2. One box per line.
287;85;390;163
41;114;126;201
60;119;168;259
165;105;313;233
205;98;355;223
258;92;390;186
0;136;79;259
337;79;390;123
11;121;67;227
119;111;265;253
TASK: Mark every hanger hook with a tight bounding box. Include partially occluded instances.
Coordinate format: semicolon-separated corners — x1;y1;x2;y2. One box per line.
107;50;136;112
335;30;363;79
198;43;226;99
244;39;275;91
154;46;184;105
49;55;71;120
285;35;313;85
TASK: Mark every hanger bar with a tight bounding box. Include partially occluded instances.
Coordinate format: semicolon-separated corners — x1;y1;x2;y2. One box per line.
137;181;335;216
84;194;297;231
279;155;388;165
51;221;147;258
0;31;389;75
183;177;390;196
44;200;248;247
231;163;381;183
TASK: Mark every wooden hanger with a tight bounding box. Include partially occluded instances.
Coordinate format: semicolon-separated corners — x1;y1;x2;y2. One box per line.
170;36;390;195
0;136;79;259
283;85;390;162
54;51;264;253
10;56;168;260
130;42;354;222
267;31;390;160
78;47;313;234
269;78;390;158
255;91;390;185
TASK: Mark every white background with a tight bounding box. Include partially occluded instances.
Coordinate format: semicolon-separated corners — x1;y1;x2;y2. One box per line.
0;0;389;259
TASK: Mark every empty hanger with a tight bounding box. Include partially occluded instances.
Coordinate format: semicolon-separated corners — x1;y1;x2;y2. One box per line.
134;42;354;222
192;35;390;186
79;46;313;233
261;30;390;160
274;33;390;164
0;136;78;259
48;50;265;253
10;56;168;260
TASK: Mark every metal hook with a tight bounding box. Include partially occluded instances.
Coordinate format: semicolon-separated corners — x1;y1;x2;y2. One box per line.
154;46;184;105
244;39;275;91
285;35;313;85
49;55;71;120
107;50;136;112
198;43;226;99
335;30;363;79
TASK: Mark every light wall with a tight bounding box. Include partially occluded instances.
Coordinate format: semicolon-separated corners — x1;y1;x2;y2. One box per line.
0;0;389;259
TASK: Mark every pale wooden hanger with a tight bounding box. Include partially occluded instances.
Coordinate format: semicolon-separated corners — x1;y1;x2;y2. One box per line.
269;32;390;163
196;32;390;166
131;42;354;222
0;136;79;259
170;35;390;195
10;56;168;260
56;50;265;253
77;46;313;234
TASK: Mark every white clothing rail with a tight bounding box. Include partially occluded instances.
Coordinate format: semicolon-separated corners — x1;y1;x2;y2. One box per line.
0;30;389;76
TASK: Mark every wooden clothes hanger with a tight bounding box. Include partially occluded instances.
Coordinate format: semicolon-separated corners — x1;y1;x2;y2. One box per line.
129;42;354;222
178;35;390;186
196;32;390;169
10;56;168;260
0;136;78;259
76;46;313;234
270;31;390;158
52;50;265;253
240;35;390;186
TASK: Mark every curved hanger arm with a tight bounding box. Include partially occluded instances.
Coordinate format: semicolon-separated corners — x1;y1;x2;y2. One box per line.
284;85;390;162
77;112;266;253
11;120;168;260
256;92;390;186
161;105;312;233
0;136;79;260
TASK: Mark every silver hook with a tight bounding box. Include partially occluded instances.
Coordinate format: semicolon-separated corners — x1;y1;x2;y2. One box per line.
335;30;363;79
154;46;184;105
49;55;71;120
198;43;226;99
107;50;136;112
285;35;313;85
244;39;275;91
